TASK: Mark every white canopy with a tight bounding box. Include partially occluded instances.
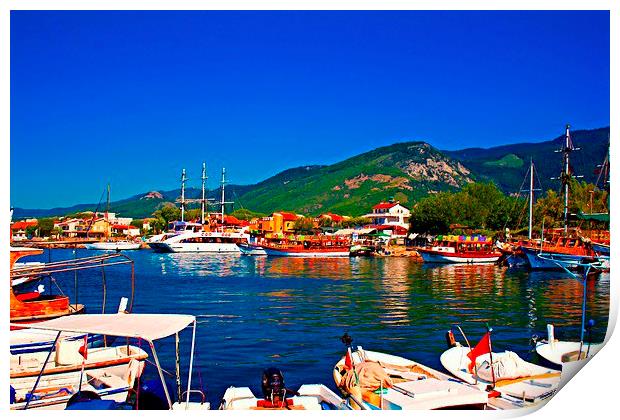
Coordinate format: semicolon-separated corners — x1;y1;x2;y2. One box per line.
10;313;195;341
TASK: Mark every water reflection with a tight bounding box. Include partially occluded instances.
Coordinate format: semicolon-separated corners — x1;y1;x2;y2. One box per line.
29;250;611;407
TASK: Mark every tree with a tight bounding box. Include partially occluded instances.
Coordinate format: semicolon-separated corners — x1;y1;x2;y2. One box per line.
293;216;316;234
25;225;38;238
37;218;55;237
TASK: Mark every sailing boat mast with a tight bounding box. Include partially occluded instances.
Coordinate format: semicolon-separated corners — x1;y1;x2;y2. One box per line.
528;160;534;240
105;183;110;239
201;163;207;225
555;124;580;234
180;168;187;222
220;167;226;225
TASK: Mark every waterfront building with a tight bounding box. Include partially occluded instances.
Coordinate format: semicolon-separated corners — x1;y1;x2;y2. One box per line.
363;201;411;230
10;219;38;241
249;211;301;235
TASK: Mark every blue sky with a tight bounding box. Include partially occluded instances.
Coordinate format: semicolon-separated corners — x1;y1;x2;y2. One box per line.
10;10;609;208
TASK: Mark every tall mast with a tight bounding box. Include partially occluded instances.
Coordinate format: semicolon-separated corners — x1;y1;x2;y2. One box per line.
554;124;580;234
180;168;187;222
220;167;226;225
528;159;534;240
201;162;207;225
105;183;110;239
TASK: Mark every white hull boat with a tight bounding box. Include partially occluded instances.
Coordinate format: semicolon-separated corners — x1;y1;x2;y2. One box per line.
441;343;560;409
333;347;488;410
150;231;248;253
238;242;268;256
220;384;351;410
535;324;604;366
84;241;141;251
418;250;500;264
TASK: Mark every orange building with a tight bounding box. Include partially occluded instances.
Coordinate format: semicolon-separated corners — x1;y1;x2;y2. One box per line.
249;211;301;235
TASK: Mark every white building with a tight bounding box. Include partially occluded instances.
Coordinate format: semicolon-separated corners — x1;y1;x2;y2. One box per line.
363;201;411;231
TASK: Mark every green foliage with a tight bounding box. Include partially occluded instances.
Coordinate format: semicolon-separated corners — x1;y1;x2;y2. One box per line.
25;225;38;238
341;216;371;228
293;216;316;234
409;182;526;234
37;218;55;236
150;204;180;233
130;219;143;228
230;208;267;221
482;154;524;168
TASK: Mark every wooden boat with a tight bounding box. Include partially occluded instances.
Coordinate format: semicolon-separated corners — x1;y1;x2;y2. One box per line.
417;235;501;264
333;346;488;410
261;235;351;257
10;313;209;410
220;369;351;410
441;334;560;409
10;247;85;323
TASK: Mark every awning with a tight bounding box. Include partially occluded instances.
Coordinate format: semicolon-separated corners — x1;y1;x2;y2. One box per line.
10;313;195;341
576;211;610;223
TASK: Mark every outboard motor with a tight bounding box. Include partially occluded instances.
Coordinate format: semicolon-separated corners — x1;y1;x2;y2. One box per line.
262;367;286;403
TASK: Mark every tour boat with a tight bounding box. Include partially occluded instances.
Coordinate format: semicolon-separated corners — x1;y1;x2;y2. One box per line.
150;229;249;253
416;235;501;264
261;235;351;257
220;368;351;410
519;232;605;270
333;346;488;410
441;329;560;410
534;324;604;366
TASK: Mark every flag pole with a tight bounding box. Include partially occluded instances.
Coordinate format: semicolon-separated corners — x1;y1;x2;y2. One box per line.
78;334;88;393
486;324;496;389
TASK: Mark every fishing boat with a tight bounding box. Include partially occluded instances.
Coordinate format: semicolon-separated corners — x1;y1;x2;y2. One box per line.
261;235;351;257
535;324;604;366
441;328;560;409
11;313;209;410
333;343;488;410
10;247;85;323
416;235;501;264
220;368;352;410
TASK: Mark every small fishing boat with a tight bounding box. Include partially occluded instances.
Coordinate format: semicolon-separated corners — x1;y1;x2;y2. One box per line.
333;336;488;410
535;324;604;366
441;328;560;409
11;313;209;410
417;235;501;264
220;368;351;410
261;235;351;257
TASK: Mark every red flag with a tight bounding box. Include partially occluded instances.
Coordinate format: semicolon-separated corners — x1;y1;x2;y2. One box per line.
344;348;353;370
467;332;491;373
78;335;88;360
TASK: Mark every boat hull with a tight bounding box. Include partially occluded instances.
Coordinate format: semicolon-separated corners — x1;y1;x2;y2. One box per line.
418;250;500;264
520;246;592;270
84;242;141;251
238;243;267;256
156;242;242;253
263;248;350;257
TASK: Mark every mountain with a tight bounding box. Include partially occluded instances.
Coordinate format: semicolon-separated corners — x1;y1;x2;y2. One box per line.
444;127;609;194
235;142;474;216
12;126;609;219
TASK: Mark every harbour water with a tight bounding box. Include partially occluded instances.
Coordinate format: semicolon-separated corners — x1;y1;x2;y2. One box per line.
23;249;610;407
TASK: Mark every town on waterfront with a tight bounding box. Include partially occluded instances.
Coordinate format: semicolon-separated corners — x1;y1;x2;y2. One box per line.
8;7;611;414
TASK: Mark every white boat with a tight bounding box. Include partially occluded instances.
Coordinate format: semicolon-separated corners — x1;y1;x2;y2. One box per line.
440;341;560;409
84;241;141;251
151;230;249;253
238;242;268;256
11;313;209;410
220;377;351;410
535;324;604;366
333;346;488;410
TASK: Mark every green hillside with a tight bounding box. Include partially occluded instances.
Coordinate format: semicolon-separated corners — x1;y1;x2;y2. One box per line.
234;142;474;216
445;127;609;194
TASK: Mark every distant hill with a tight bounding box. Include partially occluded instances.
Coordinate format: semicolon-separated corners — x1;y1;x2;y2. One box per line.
444;127;609;194
234;142;474;216
13;126;609;219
